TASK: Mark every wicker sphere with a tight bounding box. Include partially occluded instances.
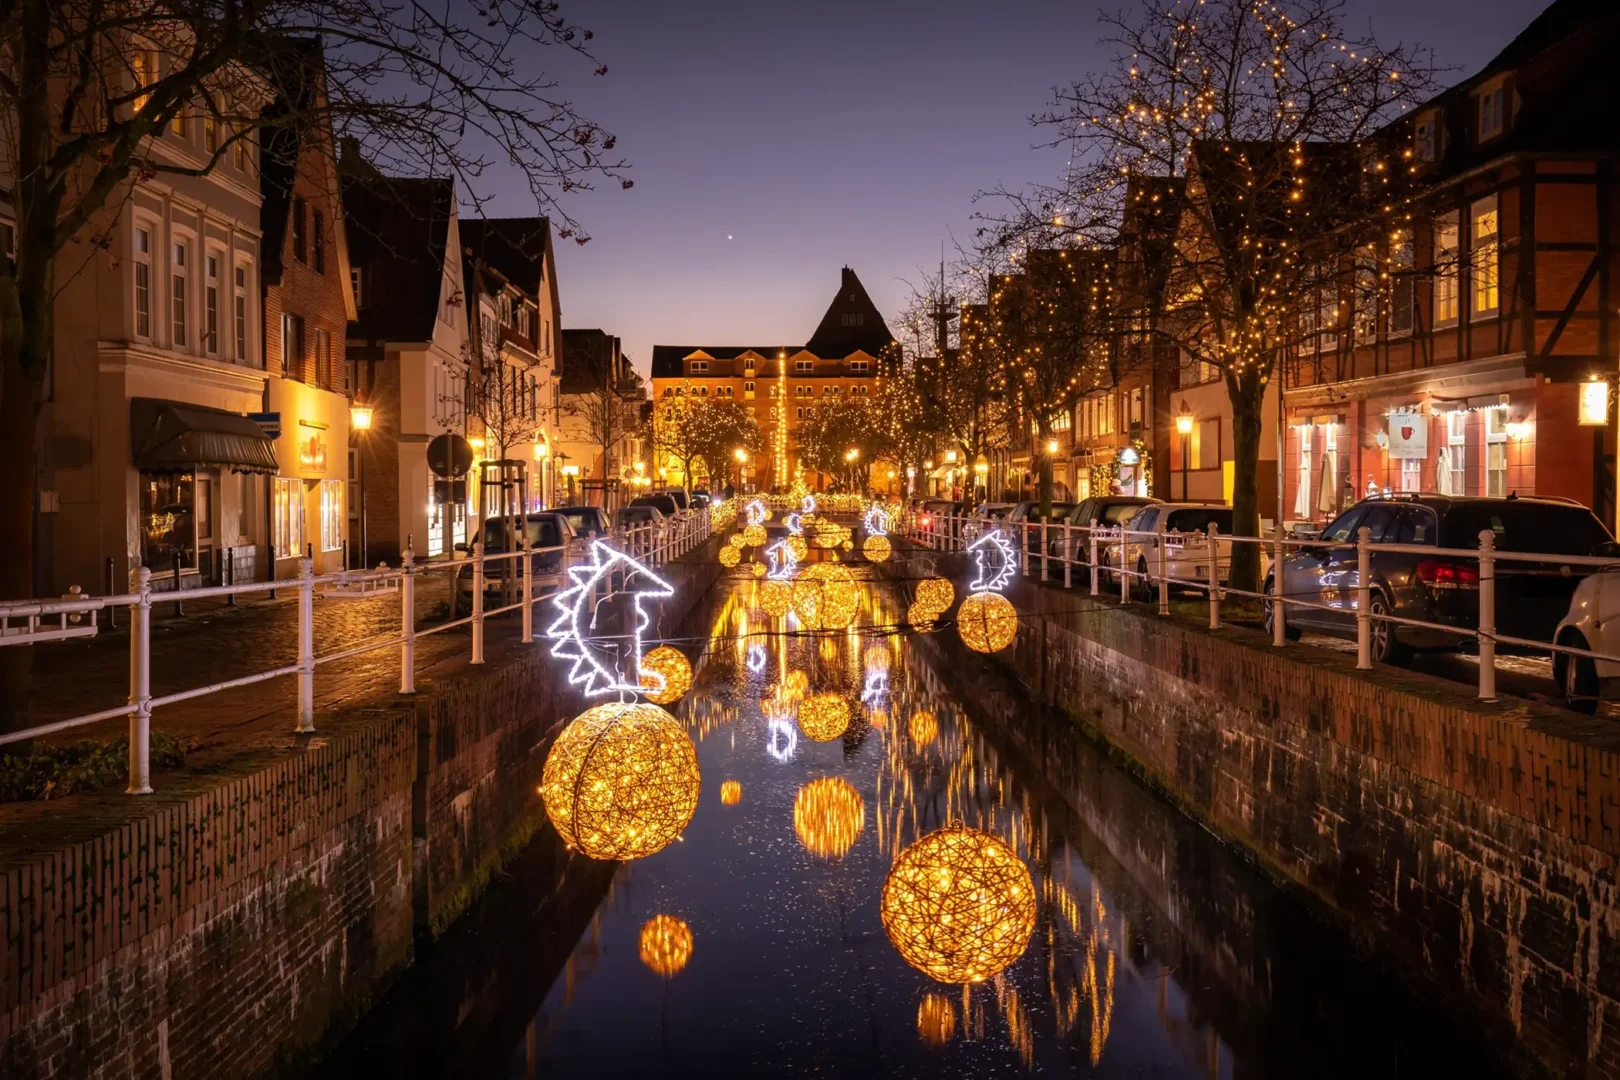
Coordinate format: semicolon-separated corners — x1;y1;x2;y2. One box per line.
916;993;957;1047
638;914;694;977
720;780;742;806
728;532;746;548
841;539;855;552
880;823;1036;984
742;523;767;548
719;544;741;568
638;645;692;705
957;592;1018;654
793;777;865;858
914;577;955;615
750;561;766;578
907;600;940;632
792;563;860;630
540;702;701;861
863;535;892;563
909;709;939;746
759;579;794;617
787;535;809;561
863;643;892;671
797;693;851;741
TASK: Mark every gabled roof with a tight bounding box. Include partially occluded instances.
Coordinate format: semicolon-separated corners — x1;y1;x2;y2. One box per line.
804;267;895;359
460;218;552;299
340;150;456;345
560;328;639;396
649;344;797;379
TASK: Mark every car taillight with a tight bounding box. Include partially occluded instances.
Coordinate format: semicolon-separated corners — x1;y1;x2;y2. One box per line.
921;514;933;527
1415;559;1479;589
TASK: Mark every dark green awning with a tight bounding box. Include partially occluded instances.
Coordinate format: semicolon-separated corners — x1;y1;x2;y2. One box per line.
131;398;279;475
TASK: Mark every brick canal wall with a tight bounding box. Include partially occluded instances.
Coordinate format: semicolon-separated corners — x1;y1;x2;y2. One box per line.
0;543;724;1080
957;566;1620;1079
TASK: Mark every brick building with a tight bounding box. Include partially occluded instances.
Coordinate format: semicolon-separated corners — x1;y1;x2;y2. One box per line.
558;329;645;508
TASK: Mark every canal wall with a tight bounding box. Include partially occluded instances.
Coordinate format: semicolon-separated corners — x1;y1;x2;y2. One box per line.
0;544;725;1080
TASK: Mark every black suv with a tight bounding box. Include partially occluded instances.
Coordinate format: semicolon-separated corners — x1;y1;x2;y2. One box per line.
1263;493;1613;664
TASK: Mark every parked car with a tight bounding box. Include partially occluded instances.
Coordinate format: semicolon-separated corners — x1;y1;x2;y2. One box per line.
1005;500;1076;552
689;492;712;510
1101;503;1265;600
973;502;1015;520
1265;494;1613;667
915;499;966;542
615;504;667;533
659;488;691;511
555;505;609;541
1048;496;1162;566
631;493;680;517
453;512;574;617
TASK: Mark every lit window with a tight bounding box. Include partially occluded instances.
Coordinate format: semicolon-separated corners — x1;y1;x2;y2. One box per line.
1434;213;1459;326
319;479;345;551
134;227;152;339
1486;407;1507;497
132;50;157;113
1472;197;1499;316
274;477;306;556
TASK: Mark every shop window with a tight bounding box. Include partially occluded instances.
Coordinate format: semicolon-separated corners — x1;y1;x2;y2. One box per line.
274;477;306;557
1434;213;1460;326
140;472;196;572
1486;408;1507;497
1472;197;1499;317
1292;426;1313;519
319;479;344;551
1400;456;1422;493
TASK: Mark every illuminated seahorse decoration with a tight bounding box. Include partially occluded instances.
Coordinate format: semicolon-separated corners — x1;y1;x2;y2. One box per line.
745;498;767;527
765;538;799;581
545;540;676;697
966;528;1016;594
863;504;889;537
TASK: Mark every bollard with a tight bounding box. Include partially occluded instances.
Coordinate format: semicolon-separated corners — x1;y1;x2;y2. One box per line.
399;548;417;693
225;546;236;606
171;549;183;617
521;531;534;644
471;540;485;665
1207;522;1221;630
1157;532;1170;615
1120;532;1130;604
1063;522;1072;590
126;566;154;795
1478;529;1497;702
296;557;315;733
1090;529;1099;597
1355;526;1372;669
1271;522;1286;647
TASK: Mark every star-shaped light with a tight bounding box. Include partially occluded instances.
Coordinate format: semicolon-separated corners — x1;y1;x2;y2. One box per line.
546;540;676;697
966;529;1016;594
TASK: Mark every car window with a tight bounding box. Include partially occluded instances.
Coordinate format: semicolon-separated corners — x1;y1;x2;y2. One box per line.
1357;505;1398;542
1392;507;1438;545
1100;502;1145;525
527;519;561;548
1444;503;1613;555
1319;508;1365;544
1164;508;1233;535
1127;507;1159;531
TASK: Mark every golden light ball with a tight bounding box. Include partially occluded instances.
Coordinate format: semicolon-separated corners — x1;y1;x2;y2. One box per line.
720;780;742;806
787;535;808;561
792;777;865;859
909;709;938;746
907;600;939;632
841;539;854;552
540;702;701;861
638;914;694;977
742;523;767;548
750;561;766;578
786;670;809;695
792;563;860;630
863;643;891;671
957;592;1018;654
917;994;957;1047
797;693;851;741
914;577;955;614
759;579;793;617
880;823;1036;984
638;645;693;705
728;532;745;548
719;544;741;567
863;535;892;563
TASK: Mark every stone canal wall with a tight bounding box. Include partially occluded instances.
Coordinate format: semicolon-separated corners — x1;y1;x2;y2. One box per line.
0;544;724;1080
974;571;1620;1079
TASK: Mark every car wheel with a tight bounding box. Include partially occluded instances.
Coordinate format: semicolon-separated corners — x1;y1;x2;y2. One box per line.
1367;592;1410;666
1556;632;1600;715
1261;577;1302;641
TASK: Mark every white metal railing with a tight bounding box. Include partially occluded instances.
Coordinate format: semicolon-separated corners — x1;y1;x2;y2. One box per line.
0;504;724;794
898;508;1620;707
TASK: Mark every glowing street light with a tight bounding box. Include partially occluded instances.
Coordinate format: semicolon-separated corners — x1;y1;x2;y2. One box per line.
349;402;374;431
1176;400;1195;500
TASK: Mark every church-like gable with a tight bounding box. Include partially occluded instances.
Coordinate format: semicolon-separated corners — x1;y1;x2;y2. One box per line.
803;267;896;360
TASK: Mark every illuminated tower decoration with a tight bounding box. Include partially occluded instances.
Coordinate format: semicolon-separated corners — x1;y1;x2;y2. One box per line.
775;350;789;485
958;529;1018;653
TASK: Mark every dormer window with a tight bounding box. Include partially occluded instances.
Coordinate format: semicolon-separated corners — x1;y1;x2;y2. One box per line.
795;359;813;373
690;359;708;374
1476;79;1509;142
850;359;868;373
1414;111;1439;164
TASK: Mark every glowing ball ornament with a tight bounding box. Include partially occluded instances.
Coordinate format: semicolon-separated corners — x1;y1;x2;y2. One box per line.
638;914;694;977
863;643;892;671
759;579;793;617
841;539;855;552
880;823;1036;984
863;535;892;562
728;532;745;548
719;544;741;568
957;592;1018;653
793;777;864;858
750;562;766;578
907;600;940;632
540;702;701;861
792;563;860;630
914;577;955;615
742;523;767;548
787;535;808;561
720;780;742;806
909;709;938;746
797;693;851;741
638;645;692;705
917;994;957;1047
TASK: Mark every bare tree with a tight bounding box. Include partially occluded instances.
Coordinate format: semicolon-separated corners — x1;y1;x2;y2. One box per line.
653;389;763;494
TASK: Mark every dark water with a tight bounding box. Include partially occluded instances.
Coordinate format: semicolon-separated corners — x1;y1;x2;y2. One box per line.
324;562;1510;1079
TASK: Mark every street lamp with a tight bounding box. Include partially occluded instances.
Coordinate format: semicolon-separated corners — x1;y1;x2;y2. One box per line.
1176;401;1195;501
734;446;749;493
349;402;374;569
1046;438;1059;455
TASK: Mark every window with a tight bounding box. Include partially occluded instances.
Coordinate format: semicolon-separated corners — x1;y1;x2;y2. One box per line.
132;50;157;113
1316;269;1339;353
796;359;813;373
273;477;306;556
1320;506;1365;545
292;198;306;262
316;328;332;389
204;253;219;354
823;385;836;396
351;267;364;309
282;312;304;379
170;106;187;139
796;407;805;420
134;226;152;338
319;480;344;551
1442;411;1468;495
171;241;189;346
1128;388;1143;428
140;471;197;571
850;360;868;373
233;127;249;171
234;264;249;362
1400;456;1422;493
1390;230;1415;335
690;360;708;374
841;313;865;327
721;385;733;398
1472;196;1499;316
1353;247;1377;344
1434;213;1460;325
1414;112;1439;164
312;212;325;273
795;386;810;398
204;99;220;155
1486;407;1508;497
745;381;755;399
1293;426;1314;519
1477;84;1506;141
1193;418;1220;470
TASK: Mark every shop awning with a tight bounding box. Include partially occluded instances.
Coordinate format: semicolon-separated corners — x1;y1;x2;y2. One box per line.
131;398;279;475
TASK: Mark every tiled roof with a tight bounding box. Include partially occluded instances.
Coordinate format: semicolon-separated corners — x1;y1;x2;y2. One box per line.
341;168;456;345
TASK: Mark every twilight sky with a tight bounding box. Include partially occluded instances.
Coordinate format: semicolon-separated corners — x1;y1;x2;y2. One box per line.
482;0;1549;375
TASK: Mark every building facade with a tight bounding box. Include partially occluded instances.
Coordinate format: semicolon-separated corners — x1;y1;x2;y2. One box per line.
558;329;646;508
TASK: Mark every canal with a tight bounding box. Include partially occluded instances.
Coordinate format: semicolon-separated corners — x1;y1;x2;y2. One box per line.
322;561;1510;1078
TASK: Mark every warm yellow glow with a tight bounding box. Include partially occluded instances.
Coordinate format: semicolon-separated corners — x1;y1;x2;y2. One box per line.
720;780;742;806
945;450;958;464
729;532;746;548
1175;405;1195;436
532;440;548;459
719;545;741;568
797;693;852;741
1046;439;1059;455
880;824;1036;984
958;592;1018;653
540;702;701;861
639;914;693;977
468;436;486;450
1580;379;1609;427
909;709;938;746
914;577;955;615
751;561;766;578
917;994;956;1046
793;776;864;858
638;645;693;706
349;403;374;431
734;447;748;462
841;539;854;552
742;524;767;547
863;535;892;563
787;535;808;561
792;564;860;630
759;579;793;617
907;600;940;631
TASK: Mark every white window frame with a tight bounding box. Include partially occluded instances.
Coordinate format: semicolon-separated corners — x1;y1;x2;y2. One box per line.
170;235;192;348
204;249;222;356
1400;456;1422;493
1446;410;1469;495
1434;213;1460;327
795;359;814;374
1471;196;1499;318
133;221;155;340
1486;407;1508;497
690;360;708;374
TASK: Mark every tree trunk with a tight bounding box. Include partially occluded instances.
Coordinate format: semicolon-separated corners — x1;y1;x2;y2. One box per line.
1227;368;1267;593
1036;420;1053;518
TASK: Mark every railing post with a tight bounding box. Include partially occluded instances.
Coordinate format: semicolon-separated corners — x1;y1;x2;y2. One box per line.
126;566;153;795
296;556;315;733
105;557;118;630
471;541;486;665
1478;529;1497;702
1157;532;1170;615
1022;522;1031;577
1355;526;1372;669
1120;531;1129;604
521;531;534;644
1063;522;1072;589
400;548;417;694
1272;522;1286;647
1041;521;1050;581
1090;529;1099;597
1207;522;1221;630
225;547;236;606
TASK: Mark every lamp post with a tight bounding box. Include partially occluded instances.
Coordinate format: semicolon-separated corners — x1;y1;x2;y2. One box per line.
349;402;374;569
532;435;549;509
1176;400;1194;501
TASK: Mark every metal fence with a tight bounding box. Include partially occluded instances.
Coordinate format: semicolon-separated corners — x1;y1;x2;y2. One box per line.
0;506;721;794
901;509;1620;707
